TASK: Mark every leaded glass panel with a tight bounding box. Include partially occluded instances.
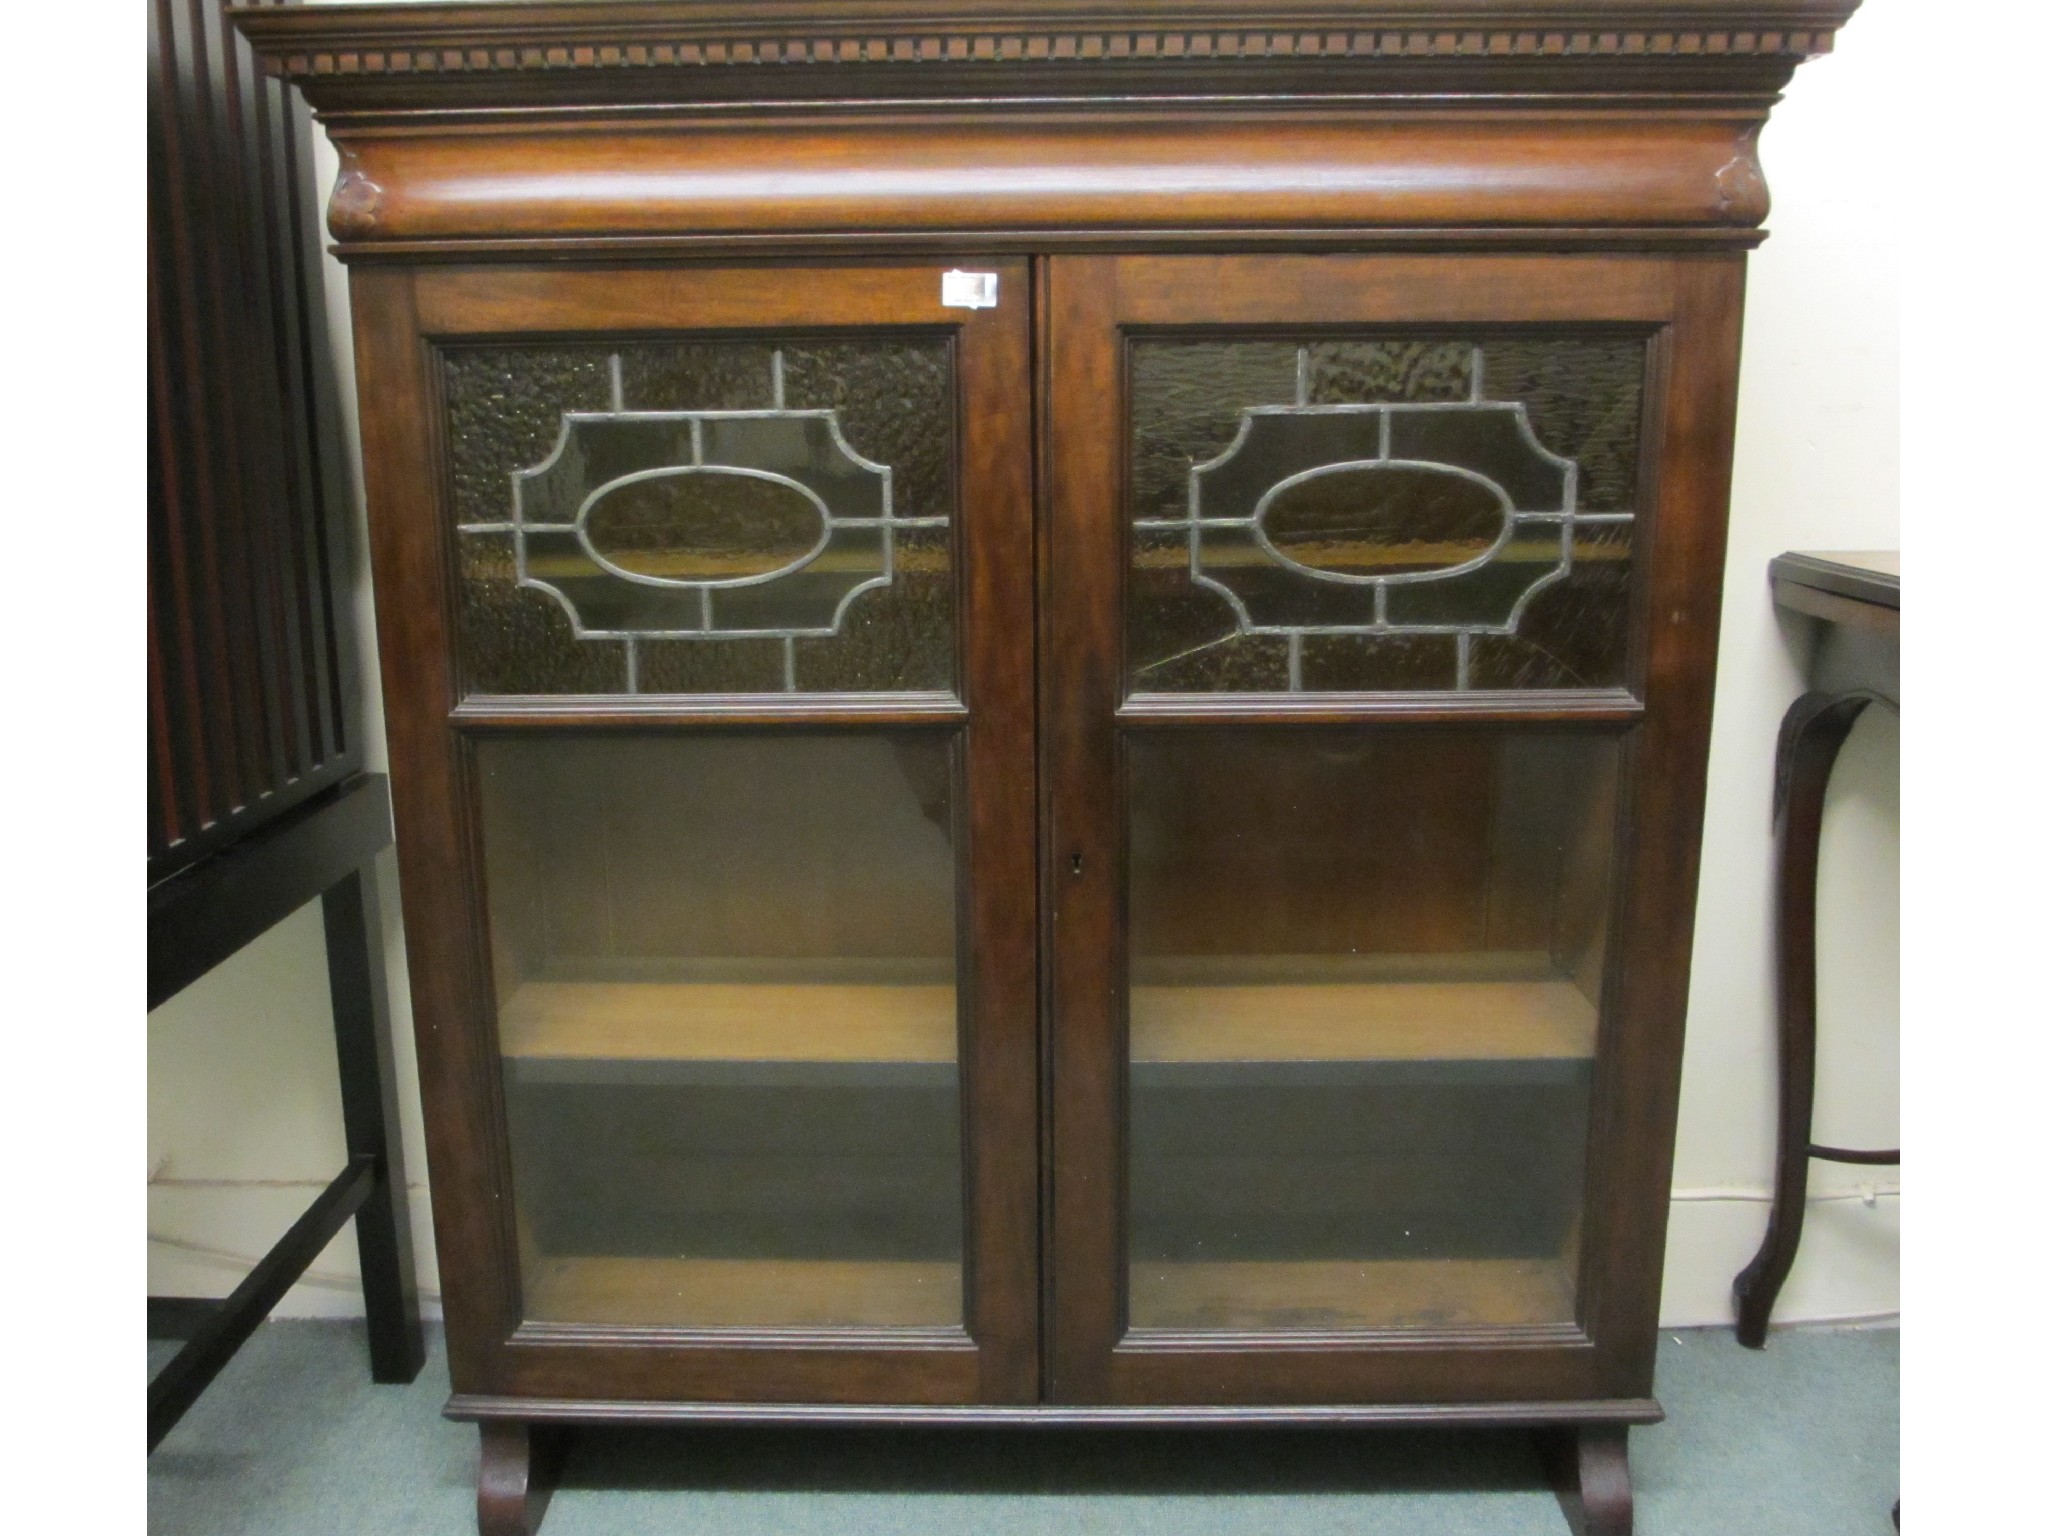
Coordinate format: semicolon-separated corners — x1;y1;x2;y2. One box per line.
445;338;956;697
1128;333;1645;694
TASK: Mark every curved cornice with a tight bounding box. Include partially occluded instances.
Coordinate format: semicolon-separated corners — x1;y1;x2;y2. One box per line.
230;3;1850;253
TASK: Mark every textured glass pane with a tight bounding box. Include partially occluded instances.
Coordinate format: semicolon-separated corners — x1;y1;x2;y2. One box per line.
1468;520;1633;689
793;525;953;692
1128;334;1644;695
444;347;612;527
1129;530;1292;692
458;530;627;694
479;733;963;1330
617;341;774;412
783;341;953;522
1298;633;1460;691
1130;341;1298;523
1126;729;1617;1332
441;337;955;698
1481;337;1644;514
635;636;787;694
1305;339;1471;404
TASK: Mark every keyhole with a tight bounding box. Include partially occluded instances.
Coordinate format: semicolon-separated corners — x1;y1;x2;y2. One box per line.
1069;852;1084;878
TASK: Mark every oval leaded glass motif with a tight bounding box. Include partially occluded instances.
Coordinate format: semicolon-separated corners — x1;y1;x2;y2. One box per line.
581;468;829;584
1259;463;1509;581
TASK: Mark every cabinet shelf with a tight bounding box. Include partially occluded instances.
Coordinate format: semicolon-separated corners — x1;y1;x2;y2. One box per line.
1133;955;1597;1065
523;1256;962;1330
497;955;1596;1069
1130;1257;1577;1332
499;979;958;1065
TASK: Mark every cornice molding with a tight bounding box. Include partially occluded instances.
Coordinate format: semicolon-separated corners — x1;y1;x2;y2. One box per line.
236;3;1858;88
231;4;1851;253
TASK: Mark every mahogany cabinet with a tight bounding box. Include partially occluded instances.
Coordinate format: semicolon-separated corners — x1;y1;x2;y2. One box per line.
236;5;1858;1531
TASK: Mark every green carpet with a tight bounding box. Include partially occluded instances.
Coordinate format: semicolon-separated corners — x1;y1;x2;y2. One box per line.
149;1322;1897;1534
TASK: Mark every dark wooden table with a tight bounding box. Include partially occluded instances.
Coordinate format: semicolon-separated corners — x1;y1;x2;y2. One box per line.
148;775;425;1451
1734;551;1899;1349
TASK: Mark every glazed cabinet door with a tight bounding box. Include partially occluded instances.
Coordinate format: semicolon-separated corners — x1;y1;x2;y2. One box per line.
1042;254;1743;1407
353;262;1037;1405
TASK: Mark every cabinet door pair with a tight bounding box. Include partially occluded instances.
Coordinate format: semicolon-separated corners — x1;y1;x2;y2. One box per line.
359;254;1738;1409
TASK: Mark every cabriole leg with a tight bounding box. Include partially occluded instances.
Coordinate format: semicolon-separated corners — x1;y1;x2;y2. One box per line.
1733;690;1872;1348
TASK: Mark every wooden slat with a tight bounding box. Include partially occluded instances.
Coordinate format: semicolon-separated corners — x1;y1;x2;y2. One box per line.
1130;1257;1577;1331
524;1257;962;1329
148;0;361;883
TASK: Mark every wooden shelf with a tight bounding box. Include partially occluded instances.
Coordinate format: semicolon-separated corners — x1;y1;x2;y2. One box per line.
1129;1257;1577;1331
499;980;957;1064
523;1256;961;1329
1133;957;1597;1063
497;957;1595;1066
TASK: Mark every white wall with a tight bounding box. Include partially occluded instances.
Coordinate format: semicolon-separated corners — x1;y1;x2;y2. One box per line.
146;10;1900;1327
1661;1;1901;1325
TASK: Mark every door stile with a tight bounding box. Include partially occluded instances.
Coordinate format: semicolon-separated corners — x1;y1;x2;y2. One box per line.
1041;257;1131;1403
951;259;1042;1404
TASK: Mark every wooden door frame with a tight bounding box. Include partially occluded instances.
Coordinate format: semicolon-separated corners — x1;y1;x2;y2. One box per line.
1039;251;1745;1407
350;258;1041;1407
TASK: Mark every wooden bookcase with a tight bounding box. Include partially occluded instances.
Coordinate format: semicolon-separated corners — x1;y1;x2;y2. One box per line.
234;5;1859;1531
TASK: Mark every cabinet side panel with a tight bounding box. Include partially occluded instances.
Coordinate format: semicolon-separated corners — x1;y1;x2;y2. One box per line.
1583;255;1748;1396
349;266;521;1392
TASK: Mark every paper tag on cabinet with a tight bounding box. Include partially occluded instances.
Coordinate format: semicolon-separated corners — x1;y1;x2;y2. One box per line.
941;270;999;309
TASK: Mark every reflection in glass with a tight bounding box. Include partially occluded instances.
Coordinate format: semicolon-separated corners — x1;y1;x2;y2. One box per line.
444;338;955;697
478;733;963;1330
1125;729;1618;1331
1127;334;1645;695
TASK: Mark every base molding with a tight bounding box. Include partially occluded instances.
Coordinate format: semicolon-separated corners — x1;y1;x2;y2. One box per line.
444;1393;1663;1429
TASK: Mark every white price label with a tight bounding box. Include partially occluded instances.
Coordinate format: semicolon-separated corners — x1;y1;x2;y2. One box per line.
941;270;1000;309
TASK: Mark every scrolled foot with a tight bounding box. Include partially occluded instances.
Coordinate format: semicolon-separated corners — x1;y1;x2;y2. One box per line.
1540;1424;1633;1536
477;1421;565;1536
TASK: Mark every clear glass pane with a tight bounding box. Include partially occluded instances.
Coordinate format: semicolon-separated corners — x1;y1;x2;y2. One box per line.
477;733;963;1330
1125;729;1618;1332
1127;333;1645;694
445;337;955;698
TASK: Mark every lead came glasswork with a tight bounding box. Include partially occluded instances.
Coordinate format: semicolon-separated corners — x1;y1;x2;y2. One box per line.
446;338;956;696
1128;335;1644;693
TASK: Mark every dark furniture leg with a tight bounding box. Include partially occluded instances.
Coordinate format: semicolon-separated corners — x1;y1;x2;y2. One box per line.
322;863;426;1383
147;1157;378;1450
478;1422;566;1536
1540;1424;1633;1536
1733;690;1873;1349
